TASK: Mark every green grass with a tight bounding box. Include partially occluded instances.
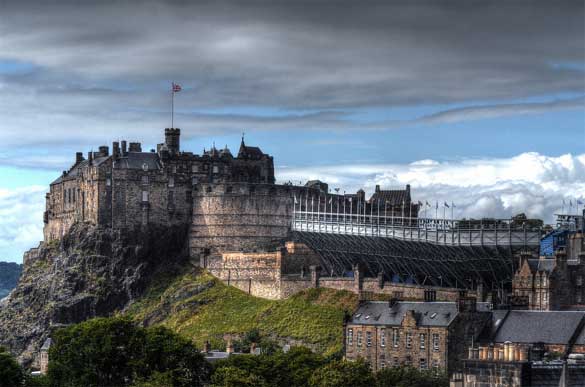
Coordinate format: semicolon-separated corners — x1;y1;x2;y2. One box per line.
126;269;358;356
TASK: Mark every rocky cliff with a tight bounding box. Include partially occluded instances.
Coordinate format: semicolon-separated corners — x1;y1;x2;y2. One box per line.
0;222;190;366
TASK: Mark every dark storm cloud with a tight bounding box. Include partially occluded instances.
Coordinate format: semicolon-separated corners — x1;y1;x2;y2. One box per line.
0;0;583;148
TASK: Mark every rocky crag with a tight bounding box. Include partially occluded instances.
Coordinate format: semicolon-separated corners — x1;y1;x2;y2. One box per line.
0;223;190;366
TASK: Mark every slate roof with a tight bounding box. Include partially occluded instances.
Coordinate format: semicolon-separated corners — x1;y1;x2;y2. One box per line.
114;152;161;170
40;338;52;351
526;259;555;273
574;323;585;345
370;190;410;206
350;301;460;327
51;157;109;184
493;311;585;344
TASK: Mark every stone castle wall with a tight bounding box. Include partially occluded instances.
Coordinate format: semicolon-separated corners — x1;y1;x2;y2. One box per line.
190;183;295;259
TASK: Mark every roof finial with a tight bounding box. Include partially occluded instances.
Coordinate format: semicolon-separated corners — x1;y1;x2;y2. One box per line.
241;131;245;144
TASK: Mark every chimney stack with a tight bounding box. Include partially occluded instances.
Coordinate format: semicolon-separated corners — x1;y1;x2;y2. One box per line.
98;145;109;157
375;185;380;193
112;142;120;159
129;142;142;152
121;141;127;156
226;338;234;355
75;152;84;164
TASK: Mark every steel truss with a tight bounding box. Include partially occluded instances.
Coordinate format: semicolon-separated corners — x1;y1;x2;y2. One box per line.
292;231;536;290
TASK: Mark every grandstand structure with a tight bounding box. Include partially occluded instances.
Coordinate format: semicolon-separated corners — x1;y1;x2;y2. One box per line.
291;194;542;290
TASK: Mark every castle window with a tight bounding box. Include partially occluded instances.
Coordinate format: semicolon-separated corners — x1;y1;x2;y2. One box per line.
420;333;426;349
192;165;199;173
72;189;76;203
577;276;583;286
141;175;149;185
206;186;212;193
186;191;192;204
192;177;198;186
380;330;386;347
348;328;353;346
424;289;436;302
432;334;440;351
366;331;372;347
142;191;149;202
406;332;412;348
380;357;386;369
168;191;174;207
212;165;219;174
106;178;111;187
171;165;177;174
393;357;399;367
393;329;399;348
168;177;174;188
357;331;362;348
226;186;233;194
419;358;427;370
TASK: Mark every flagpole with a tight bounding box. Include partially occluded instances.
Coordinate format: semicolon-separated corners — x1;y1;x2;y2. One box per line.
171;81;174;128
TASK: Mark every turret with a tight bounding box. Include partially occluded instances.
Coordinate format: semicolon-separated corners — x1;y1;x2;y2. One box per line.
165;128;180;156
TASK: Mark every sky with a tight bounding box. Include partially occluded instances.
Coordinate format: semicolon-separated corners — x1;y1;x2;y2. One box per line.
0;0;584;263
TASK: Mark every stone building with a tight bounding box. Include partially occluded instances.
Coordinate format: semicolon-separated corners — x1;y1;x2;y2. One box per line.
39;338;51;375
344;299;491;373
43;129;274;241
460;310;585;386
511;247;585;311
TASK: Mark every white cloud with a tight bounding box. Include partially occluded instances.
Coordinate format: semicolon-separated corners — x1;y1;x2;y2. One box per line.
0;186;45;262
277;152;585;223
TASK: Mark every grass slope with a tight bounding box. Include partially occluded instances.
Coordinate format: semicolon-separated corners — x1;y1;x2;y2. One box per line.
126;270;358;356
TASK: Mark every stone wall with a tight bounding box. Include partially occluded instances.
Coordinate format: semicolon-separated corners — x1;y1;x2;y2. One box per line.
462;360;529;387
190;183;295;258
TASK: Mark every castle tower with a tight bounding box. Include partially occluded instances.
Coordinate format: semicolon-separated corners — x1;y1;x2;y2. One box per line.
165;128;181;156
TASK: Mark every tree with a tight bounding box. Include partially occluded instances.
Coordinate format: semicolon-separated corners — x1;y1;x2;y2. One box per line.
48;317;211;387
210;366;268;387
0;347;24;387
308;359;375;387
375;366;449;387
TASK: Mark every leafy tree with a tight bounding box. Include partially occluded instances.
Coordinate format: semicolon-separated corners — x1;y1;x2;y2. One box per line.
0;346;24;387
213;346;327;387
308;359;375;387
375;366;448;387
48;317;211;387
211;366;268;387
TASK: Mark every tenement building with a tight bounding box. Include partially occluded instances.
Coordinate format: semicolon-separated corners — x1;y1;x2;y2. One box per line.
344;298;491;373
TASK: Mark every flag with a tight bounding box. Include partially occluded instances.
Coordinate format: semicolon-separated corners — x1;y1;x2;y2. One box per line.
417;201;423;206
444;201;449;208
172;82;182;92
328;197;332;204
578;200;584;205
294;195;298;204
451;202;456;208
425;201;431;207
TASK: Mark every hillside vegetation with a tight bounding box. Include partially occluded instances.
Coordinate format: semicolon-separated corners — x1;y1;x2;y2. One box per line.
126;269;358;356
0;262;22;299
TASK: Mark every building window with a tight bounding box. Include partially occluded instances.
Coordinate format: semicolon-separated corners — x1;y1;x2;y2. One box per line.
577;276;584;286
393;329;399;348
577;293;583;303
432;359;440;369
72;189;76;203
420;358;427;370
348;329;353;346
192;177;198;186
357;332;362;348
393;357;399;367
432;334;440;352
380;357;386;369
168;191;174;207
168;177;174;188
406;332;412;348
212;165;219;174
141;175;149;185
420;333;426;349
380;330;386;347
106;178;111;186
171;165;177;174
424;289;436;302
366;332;372;347
142;191;149;202
192;165;199;173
